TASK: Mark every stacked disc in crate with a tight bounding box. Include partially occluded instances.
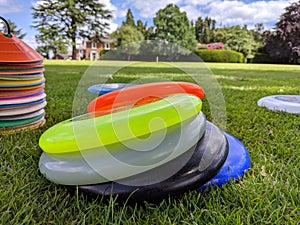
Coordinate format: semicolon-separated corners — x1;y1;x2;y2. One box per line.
0;17;46;134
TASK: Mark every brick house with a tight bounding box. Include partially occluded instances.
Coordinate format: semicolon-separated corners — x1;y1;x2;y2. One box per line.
76;35;115;60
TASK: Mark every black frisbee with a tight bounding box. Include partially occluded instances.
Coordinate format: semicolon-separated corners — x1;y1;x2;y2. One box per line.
73;122;229;202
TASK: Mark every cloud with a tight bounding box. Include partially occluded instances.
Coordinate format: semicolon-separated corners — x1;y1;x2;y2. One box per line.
98;0;119;18
0;0;23;13
206;0;290;26
181;0;214;5
30;0;293;34
23;35;37;49
122;0;182;18
180;4;205;21
107;21;119;33
98;0;122;32
31;0;49;8
117;0;292;27
0;23;5;32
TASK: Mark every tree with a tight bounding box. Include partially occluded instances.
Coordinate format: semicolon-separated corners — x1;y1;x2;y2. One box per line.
252;23;265;43
136;19;146;36
248;23;266;53
136;20;155;40
32;0;112;60
265;1;300;63
153;4;197;51
195;16;216;43
112;9;144;48
6;19;26;39
195;17;204;43
214;25;257;60
35;45;50;59
114;25;144;60
122;9;135;27
35;25;68;59
144;26;155;40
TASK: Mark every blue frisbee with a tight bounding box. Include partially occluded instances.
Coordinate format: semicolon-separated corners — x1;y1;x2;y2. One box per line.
88;83;135;95
198;132;250;190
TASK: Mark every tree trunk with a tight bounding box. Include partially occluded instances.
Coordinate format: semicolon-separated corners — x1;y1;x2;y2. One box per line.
72;36;76;60
71;16;76;60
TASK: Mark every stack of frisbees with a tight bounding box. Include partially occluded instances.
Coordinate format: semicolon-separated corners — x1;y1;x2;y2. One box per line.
0;17;46;134
39;82;250;202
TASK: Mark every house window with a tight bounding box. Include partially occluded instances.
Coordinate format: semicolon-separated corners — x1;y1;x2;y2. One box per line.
91;42;97;49
104;43;110;50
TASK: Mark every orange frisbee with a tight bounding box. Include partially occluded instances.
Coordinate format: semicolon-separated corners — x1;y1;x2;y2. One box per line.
0;68;45;75
87;82;204;116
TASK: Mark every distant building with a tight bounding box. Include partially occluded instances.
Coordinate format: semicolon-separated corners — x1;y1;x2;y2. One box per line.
52;34;115;60
76;35;115;60
52;53;68;60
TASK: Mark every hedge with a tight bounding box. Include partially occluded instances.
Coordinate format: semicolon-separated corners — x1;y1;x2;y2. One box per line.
194;50;245;63
99;49;110;58
249;53;290;64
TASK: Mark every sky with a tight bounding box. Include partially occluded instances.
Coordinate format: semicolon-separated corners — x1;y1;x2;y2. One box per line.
0;0;294;48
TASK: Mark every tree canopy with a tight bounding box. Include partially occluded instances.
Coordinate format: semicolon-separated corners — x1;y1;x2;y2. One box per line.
113;8;153;48
195;17;216;44
265;0;300;63
214;25;258;59
153;4;197;51
122;9;135;27
35;27;68;59
32;0;112;59
118;25;144;60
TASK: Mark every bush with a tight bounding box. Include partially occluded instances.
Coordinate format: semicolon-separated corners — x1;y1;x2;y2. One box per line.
99;49;110;58
194;50;244;63
250;53;290;64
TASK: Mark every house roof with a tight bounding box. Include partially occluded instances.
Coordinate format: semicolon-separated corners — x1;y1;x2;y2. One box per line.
85;34;115;43
52;53;68;59
99;37;115;43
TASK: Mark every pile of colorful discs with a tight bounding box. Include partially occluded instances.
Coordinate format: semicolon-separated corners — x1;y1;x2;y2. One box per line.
0;17;46;134
39;82;250;202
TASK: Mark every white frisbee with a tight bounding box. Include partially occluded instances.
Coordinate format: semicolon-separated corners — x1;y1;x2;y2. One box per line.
0;101;47;116
258;95;300;114
0;93;46;105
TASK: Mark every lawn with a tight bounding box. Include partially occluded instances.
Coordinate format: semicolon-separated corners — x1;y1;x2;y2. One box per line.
1;60;299;224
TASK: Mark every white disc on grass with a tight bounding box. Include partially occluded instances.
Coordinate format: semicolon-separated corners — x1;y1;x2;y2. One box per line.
258;95;300;114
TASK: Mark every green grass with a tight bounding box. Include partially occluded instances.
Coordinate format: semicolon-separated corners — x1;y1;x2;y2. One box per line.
1;60;299;224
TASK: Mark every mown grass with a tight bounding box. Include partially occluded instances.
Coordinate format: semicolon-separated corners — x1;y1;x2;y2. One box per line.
0;60;299;224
